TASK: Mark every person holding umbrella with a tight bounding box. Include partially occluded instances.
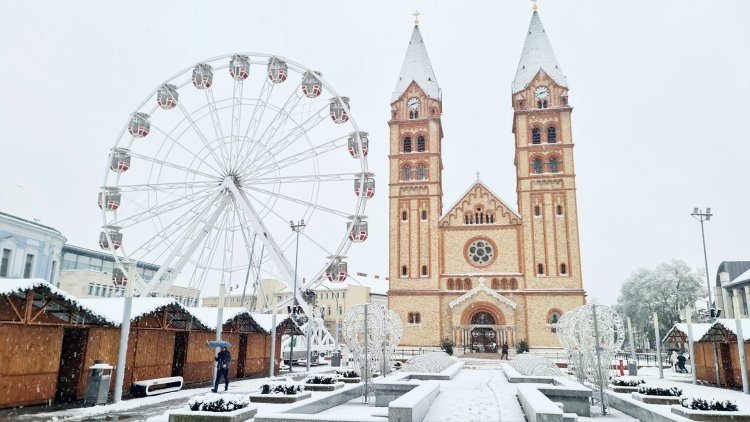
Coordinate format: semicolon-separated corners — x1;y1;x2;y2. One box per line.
207;340;231;392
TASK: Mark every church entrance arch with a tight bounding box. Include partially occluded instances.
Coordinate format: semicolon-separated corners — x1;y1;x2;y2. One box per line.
471;312;498;353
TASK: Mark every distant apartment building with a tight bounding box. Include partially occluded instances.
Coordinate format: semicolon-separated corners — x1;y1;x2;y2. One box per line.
0;211;66;285
58;244;200;306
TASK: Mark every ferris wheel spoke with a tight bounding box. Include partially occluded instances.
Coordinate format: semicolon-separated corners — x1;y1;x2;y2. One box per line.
244;185;351;219
242;135;346;180
128;148;221;181
244;173;359;185
243;87;306;164
146;192;230;295
108;186;218;229
229;79;247;173
174;98;229;173
145;122;226;176
205;88;234;167
235;80;274;171
113;180;218;193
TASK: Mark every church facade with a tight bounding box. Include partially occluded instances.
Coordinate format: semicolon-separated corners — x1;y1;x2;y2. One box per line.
387;10;587;349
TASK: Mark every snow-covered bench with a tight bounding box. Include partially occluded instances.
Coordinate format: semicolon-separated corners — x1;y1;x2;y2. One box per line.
517;384;564;422
130;376;183;397
388;381;440;422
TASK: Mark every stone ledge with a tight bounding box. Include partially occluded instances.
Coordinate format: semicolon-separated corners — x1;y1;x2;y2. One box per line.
168;405;257;422
671;405;750;421
303;382;345;392
609;385;640;393
631;392;682;405
339;377;361;384
249;392;312;404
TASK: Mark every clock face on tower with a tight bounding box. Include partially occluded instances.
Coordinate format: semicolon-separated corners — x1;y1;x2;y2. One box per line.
534;86;550;100
407;97;421;110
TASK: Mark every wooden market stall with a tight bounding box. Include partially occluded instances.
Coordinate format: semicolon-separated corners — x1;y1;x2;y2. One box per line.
692;319;750;388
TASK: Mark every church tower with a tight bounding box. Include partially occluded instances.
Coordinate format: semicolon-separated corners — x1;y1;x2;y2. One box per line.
511;8;586;317
387;17;445;345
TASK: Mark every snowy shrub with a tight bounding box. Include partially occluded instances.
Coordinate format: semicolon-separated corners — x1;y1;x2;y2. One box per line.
681;397;738;411
335;369;360;378
304;374;337;385
638;385;682;397
259;378;303;395
188;394;249;412
611;377;645;387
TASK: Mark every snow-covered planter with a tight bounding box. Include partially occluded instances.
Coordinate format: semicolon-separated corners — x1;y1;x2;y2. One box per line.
335;369;361;383
670;397;750;421
631;385;682;405
168;394;257;422
249;378;311;403
303;374;345;391
609;376;645;393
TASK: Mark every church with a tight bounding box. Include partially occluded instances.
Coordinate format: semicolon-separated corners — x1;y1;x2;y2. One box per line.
387;8;587;350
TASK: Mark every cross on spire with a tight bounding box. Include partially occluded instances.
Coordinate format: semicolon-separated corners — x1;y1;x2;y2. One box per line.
532;0;538;11
476;171;480;180
413;10;420;26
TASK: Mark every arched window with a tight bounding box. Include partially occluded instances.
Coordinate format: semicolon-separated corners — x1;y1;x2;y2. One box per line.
510;278;517;289
534;206;541;217
447;278;454;290
409;312;421;324
401;210;408;221
464;278;471;290
548;310;562;332
403;137;412;153
560;263;567;275
401;166;412;181
531;128;541;144
532;158;543;174
401;265;408;277
417;136;426;152
409;110;419;119
471;311;496;325
538;263;545;275
416;164;427;180
491;278;499;289
421;210;427;221
547;126;557;143
549;156;559;173
421;265;428;276
556;205;563;216
537;99;548;109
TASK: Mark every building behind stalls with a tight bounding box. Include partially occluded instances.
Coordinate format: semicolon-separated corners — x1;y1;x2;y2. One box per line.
0;211;66;285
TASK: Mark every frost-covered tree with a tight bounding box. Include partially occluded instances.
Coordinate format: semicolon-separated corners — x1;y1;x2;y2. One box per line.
616;260;705;348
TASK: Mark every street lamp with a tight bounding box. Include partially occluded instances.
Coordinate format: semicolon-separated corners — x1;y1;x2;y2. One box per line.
289;219;305;371
690;207;713;312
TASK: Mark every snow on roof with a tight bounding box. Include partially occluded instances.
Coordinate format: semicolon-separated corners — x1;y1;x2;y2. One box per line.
186;307;250;330
708;318;750;341
512;11;568;94
664;323;713;343
391;25;441;102
449;279;517;309
728;267;750;287
79;297;182;326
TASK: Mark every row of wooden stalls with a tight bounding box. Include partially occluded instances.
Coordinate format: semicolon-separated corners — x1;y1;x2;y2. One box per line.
663;319;750;389
0;279;301;409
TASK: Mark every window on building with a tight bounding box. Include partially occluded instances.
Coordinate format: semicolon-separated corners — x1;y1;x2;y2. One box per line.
537;99;548;109
464;278;471;290
416;164;427;180
401;166;412;181
403;137;412;153
421;210;427;221
421;265;428;276
538;264;545;275
447;279;454;289
23;254;34;278
417;136;426;152
532;158;543;174
549;156;559;173
531;128;541;144
556;205;563;215
491;278;499;289
560;263;567;275
401;265;407;277
547;126;557;143
534;206;541;217
0;249;11;277
409;110;418;119
548;311;561;332
408;312;421;324
402;210;408;221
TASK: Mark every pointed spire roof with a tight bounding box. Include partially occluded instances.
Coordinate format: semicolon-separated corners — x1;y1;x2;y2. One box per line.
512;11;568;94
391;24;441;102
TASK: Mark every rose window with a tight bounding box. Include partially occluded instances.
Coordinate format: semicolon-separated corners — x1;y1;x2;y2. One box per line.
467;239;494;266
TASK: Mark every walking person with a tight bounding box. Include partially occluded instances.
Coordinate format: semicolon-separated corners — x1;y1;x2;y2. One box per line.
501;342;509;360
212;346;231;392
670;350;678;372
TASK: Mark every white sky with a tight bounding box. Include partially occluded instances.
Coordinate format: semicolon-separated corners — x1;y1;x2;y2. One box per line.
1;0;749;305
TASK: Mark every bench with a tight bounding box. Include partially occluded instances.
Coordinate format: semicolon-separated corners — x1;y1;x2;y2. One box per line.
517;384;564;422
388;381;440;422
130;376;183;397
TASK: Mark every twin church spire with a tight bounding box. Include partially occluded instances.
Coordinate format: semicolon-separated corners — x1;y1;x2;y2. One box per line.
391;23;441;102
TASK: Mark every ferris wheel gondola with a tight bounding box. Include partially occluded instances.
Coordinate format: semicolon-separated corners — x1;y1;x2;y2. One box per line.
99;53;372;310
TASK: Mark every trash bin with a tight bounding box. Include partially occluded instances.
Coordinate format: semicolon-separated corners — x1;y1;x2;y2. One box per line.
331;350;341;367
627;359;638;376
84;361;113;406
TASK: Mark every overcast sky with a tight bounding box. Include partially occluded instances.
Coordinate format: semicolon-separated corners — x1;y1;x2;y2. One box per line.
1;0;748;305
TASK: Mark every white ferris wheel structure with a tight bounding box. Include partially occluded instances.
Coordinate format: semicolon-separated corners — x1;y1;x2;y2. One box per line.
98;53;373;348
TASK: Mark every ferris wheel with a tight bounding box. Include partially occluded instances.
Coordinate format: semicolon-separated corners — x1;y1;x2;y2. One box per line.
98;53;373;309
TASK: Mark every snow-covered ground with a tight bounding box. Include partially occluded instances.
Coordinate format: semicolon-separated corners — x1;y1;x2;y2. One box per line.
4;358;750;421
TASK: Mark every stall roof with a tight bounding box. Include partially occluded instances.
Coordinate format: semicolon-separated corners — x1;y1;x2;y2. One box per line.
186;307;300;335
79;297;210;330
662;323;712;344
699;319;750;342
0;278;112;326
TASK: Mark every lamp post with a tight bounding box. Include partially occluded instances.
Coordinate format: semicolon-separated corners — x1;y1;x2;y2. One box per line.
690;207;713;311
289;219;305;371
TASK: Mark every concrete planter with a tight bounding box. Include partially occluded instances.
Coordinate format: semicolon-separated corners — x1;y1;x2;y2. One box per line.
339;377;361;384
631;392;682;405
671;405;750;421
303;382;345;392
609;385;639;393
249;391;312;404
168;405;257;422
